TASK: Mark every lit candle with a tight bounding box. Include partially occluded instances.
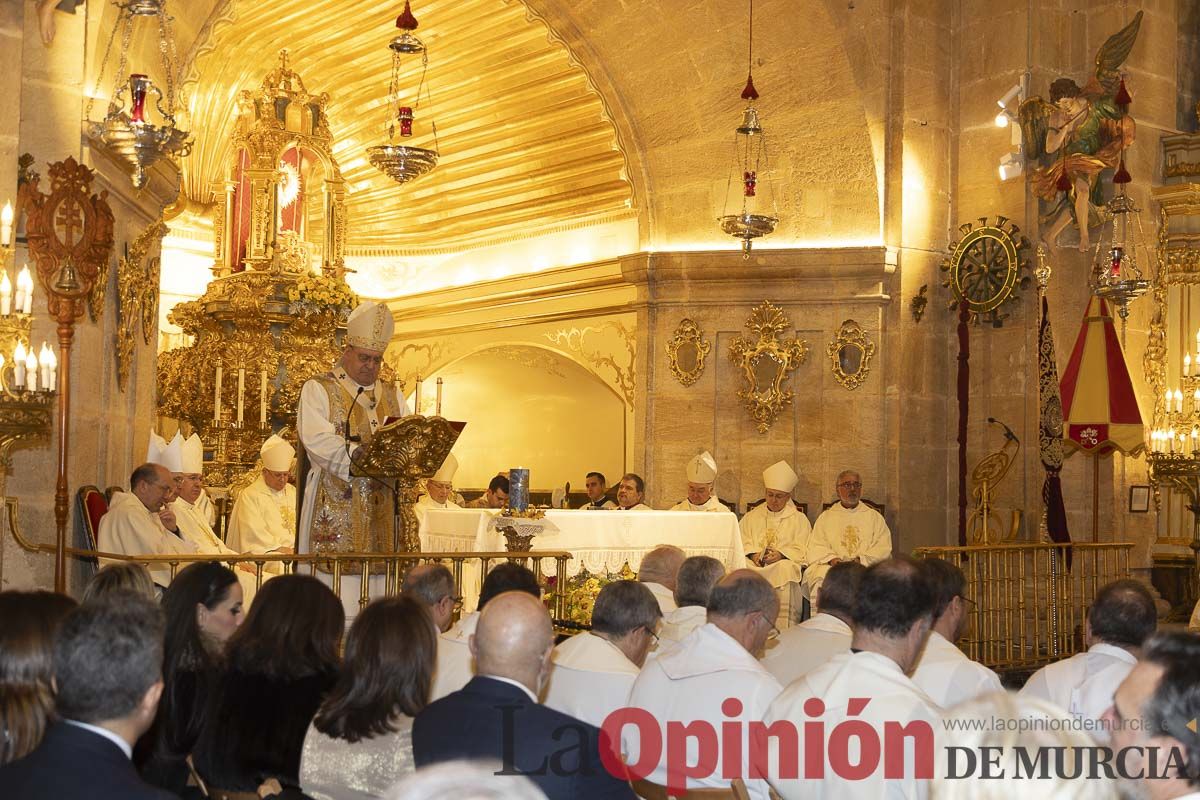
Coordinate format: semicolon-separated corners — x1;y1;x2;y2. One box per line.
1186;353;1192;377
0;273;10;316
24;348;37;392
1191;427;1197;452
0;201;12;247
213;363;223;422
435;377;443;415
1170;428;1178;454
259;369;268;425
236;368;245;424
37;343;50;389
13;342;26;388
414;373;422;414
16;265;33;314
43;345;56;391
1166;389;1174;413
1176;389;1184;414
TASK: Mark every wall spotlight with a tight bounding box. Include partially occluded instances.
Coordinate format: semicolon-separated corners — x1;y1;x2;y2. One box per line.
997;83;1023;110
995;111;1010;128
998;152;1024;181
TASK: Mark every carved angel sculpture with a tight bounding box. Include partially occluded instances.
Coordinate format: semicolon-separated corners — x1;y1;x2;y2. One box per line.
1018;11;1141;251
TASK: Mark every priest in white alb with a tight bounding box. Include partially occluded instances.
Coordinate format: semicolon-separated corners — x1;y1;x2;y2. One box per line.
543;580;661;728
98;459;197;588
802;469;891;604
297;301;408;616
740;460;811;624
227;435;299;567
669;451;727;512
761;560;861;686
170;432;259;601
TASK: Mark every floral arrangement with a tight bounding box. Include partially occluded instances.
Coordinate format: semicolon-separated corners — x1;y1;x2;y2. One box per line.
287;272;358;310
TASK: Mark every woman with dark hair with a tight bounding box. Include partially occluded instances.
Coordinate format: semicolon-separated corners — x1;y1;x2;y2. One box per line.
140;562;244;794
193;574;343;795
299;595;436;799
0;591;78;765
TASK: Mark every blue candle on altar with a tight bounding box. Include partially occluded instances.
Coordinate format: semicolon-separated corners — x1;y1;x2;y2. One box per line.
509;468;530;511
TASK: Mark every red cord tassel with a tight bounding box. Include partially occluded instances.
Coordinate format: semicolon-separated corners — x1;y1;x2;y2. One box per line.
1114;78;1132;110
1113;157;1132;184
741;74;759;101
396;0;418;30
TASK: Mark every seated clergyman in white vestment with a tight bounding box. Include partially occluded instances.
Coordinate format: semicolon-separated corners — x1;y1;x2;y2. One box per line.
761;560;862;686
759;558;941;800
1019;579;1157;743
626;571;783;800
580;471;617;510
431;563;542;701
543;581;661;727
909;558;1002;708
657;555;725;649
802;469;891;604
168;432;259;602
415;454;461;529
741;460;812;624
637;545;685;614
227;435;298;571
669;451;729;512
615;472;651;510
98;462;198;587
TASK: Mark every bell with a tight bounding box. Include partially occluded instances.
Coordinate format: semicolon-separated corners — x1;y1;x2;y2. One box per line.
737;106;762;136
54;260;80;293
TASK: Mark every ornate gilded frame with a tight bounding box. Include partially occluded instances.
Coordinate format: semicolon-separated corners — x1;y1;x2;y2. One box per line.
667;318;711;387
115;218;168;391
728;301;809;433
826;319;876;391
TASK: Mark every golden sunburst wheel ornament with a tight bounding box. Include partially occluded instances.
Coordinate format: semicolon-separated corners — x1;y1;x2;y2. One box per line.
941;216;1033;327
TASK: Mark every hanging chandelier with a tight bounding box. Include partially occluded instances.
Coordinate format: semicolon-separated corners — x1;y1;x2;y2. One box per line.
367;1;440;185
85;0;192;189
719;0;779;258
1089;75;1149;330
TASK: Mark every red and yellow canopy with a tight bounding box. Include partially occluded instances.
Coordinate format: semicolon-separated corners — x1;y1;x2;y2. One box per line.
1059;297;1144;456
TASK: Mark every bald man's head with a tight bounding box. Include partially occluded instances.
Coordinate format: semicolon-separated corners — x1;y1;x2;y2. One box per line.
639;545;686;590
470;591;555;694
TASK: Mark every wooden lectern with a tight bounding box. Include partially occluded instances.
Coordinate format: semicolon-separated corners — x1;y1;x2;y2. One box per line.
351;415;465;556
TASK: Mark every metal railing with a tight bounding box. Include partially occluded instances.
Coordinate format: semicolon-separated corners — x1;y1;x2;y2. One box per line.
914;541;1133;671
6;499;571;619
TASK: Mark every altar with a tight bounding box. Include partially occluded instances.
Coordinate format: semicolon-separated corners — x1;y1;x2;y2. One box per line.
418;507;746;605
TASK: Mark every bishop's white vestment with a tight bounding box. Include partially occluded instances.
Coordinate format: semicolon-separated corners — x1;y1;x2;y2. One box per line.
98;491;197;587
431;610;478;701
758;650;941;800
669;496;728;513
625;623;783;800
227;475;298;555
1018;642;1137;743
803;502;891;601
909;630;1002;710
171;496;258;602
543;632;640;729
760;612;851;687
414;493;460;530
740;502;812;622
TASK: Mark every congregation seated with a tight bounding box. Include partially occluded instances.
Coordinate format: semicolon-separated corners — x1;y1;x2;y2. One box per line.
1018;577;1157;743
431;562;542;701
0;590;78;766
625;570;783;799
413;590;635;799
140;562;244;795
401;563;459;633
300;595;436;799
464;474;510;509
543;580;661;727
636;544;685;614
0;591;172;800
760;560;862;686
193;574;344;793
83;562;157;603
909;557;1002;708
383;760;547;800
656;555;724;647
759;557;940;800
98;462;199;588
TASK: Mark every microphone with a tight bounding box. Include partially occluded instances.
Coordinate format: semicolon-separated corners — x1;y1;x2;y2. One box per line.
346;386;364;444
987;417;1019;443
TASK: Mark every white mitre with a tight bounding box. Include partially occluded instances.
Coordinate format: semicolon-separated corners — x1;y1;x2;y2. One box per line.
149;431;184;473
432;453;458;482
181;434;204;474
261;434;296;472
346;301;394;354
686;450;718;484
763;460;799;493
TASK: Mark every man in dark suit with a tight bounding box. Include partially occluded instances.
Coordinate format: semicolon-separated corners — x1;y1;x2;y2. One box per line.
0;590;174;800
413;590;634;800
